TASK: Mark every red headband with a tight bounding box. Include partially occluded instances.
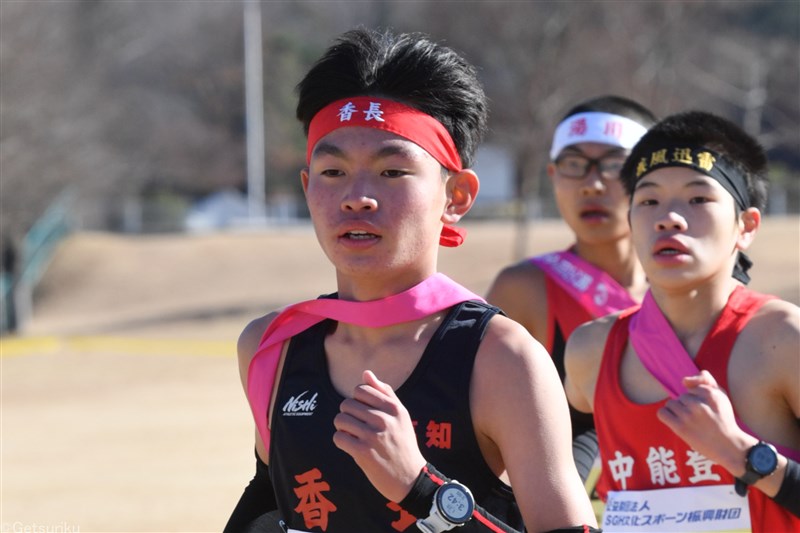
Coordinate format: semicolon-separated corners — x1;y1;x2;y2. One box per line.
307;96;463;171
307;96;466;247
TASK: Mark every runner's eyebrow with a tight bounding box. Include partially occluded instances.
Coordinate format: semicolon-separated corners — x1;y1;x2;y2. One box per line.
634;177;719;192
311;140;423;162
311;141;344;159
374;144;421;160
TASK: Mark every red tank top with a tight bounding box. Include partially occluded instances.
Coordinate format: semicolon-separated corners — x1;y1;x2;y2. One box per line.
594;286;799;532
544;276;594;355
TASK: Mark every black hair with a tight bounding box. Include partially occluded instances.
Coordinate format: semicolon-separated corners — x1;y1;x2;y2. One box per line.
562;95;657;128
620;111;769;211
296;27;488;168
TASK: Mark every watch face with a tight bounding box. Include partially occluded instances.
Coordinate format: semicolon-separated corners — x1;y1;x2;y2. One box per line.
437;484;474;523
750;443;778;475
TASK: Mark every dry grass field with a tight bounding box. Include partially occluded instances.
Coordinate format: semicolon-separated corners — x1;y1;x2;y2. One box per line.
1;217;797;532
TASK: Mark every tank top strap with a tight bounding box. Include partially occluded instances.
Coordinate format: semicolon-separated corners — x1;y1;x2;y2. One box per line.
695;286;775;389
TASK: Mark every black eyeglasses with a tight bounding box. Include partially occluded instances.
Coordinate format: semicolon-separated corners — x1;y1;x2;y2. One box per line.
554;153;627;180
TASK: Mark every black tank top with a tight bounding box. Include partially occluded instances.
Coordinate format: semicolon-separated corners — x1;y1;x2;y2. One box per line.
269;300;522;532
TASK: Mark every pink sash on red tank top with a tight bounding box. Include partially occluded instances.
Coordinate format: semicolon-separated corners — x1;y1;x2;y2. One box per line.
530;249;637;318
627;291;701;399
628;290;800;462
246;273;484;453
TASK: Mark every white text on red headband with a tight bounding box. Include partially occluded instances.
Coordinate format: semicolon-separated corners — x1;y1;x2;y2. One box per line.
306;97;463;171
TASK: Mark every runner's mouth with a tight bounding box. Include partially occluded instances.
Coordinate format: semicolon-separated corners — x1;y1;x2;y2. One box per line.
580;209;609;219
344;230;378;240
656;248;683;255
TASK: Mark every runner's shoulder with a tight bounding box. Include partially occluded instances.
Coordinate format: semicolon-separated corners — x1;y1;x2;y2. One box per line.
238;311;280;365
486;258;547;310
567;311;620;359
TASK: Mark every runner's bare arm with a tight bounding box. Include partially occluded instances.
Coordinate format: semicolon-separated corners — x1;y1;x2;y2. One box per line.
761;300;800;433
224;313;283;531
485;261;549;343
563;316;614;415
472;314;598;531
237;312;279;464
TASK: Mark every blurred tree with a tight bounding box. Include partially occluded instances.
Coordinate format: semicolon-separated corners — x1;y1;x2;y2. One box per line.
1;0;797;249
412;0;798;256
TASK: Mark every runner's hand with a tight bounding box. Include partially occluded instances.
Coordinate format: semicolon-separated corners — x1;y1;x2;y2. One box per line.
657;370;756;474
333;370;427;503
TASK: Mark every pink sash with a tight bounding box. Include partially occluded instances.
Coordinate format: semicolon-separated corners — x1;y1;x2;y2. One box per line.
530;250;636;318
628;291;699;399
247;273;484;453
628;290;800;462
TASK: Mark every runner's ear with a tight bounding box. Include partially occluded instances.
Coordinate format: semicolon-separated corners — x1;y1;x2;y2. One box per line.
442;169;479;224
736;207;761;251
300;168;310;195
546;161;557;183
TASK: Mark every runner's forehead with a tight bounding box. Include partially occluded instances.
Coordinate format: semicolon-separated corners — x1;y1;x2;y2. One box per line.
310;127;434;161
558;142;629;158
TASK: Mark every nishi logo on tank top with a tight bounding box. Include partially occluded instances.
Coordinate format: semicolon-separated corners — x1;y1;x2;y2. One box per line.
282;390;319;417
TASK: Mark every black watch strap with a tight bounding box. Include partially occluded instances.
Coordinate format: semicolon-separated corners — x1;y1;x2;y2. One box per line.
735;472;760;496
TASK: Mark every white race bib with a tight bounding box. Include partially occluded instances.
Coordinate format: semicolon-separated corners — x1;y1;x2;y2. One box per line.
602;485;750;532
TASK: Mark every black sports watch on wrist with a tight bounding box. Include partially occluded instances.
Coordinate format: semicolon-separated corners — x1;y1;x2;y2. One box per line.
416;481;475;532
735;441;778;496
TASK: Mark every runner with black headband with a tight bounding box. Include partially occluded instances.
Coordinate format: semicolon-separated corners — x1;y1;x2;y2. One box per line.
486;96;655;484
564;110;800;531
224;28;599;533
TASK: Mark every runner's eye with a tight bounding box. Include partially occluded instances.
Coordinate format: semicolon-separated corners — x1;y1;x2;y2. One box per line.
634;197;658;206
555;156;589;177
382;169;409;178
320;169;345;177
689;196;711;204
599;159;625;173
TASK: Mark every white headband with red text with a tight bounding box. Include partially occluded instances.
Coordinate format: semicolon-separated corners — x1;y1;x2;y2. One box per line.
550;111;648;160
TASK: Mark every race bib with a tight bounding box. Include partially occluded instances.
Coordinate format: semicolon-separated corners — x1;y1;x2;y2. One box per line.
602;485;750;532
